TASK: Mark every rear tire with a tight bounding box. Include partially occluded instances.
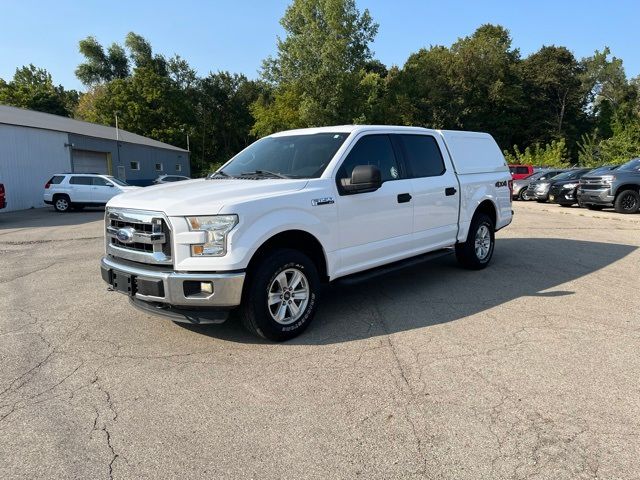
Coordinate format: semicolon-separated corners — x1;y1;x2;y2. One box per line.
455;213;495;270
614;190;640;214
518;189;528;201
53;195;70;213
240;248;320;341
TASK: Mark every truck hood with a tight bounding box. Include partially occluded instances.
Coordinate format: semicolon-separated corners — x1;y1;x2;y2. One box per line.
107;178;309;216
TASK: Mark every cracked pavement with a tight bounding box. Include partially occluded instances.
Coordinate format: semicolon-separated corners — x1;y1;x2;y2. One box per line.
0;203;639;479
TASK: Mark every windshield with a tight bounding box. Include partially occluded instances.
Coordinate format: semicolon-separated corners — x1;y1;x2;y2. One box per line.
526;170;550;180
214;132;350;179
509;165;530;174
618;158;640;172
107;177;130;186
550;171;577;181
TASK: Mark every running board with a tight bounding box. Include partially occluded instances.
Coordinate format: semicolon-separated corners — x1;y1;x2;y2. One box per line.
334;248;454;286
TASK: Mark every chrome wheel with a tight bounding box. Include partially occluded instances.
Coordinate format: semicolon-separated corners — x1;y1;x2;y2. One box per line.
267;268;310;325
474;224;492;260
55;198;69;211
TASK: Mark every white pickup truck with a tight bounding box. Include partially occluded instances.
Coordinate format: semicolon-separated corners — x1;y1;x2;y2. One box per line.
101;125;513;341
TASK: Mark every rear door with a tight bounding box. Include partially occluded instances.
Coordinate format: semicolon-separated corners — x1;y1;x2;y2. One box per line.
68;176;93;202
394;134;459;250
334;134;414;275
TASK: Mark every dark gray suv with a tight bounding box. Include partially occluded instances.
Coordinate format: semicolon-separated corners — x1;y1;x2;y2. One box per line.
577;158;640;214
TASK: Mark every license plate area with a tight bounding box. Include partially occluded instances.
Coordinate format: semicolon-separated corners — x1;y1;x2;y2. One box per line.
112;270;136;296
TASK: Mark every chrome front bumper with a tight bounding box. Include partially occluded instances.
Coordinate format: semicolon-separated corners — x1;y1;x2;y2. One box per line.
100;256;245;308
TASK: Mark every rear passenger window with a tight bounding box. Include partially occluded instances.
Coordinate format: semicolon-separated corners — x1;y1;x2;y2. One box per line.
338;135;400;183
69;176;92;185
516;166;529;174
399;135;445;178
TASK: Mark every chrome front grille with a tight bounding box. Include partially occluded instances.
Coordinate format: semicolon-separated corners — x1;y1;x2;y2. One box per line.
105;209;172;265
580;178;608;190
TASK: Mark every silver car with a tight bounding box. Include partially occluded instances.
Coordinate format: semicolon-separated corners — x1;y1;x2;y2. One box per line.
513;169;567;200
152;175;191;185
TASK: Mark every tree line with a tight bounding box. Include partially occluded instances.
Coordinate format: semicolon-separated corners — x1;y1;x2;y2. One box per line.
1;0;639;174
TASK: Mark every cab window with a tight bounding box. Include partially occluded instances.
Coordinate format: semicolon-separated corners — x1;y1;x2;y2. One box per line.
397;134;445;178
337;135;400;183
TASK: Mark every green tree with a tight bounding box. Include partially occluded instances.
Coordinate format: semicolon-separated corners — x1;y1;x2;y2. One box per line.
388;25;523;148
75;36;130;85
581;48;638;138
253;0;379;135
75;67;191;150
0;64;78;116
75;32;168;86
519;46;588;150
504;138;570;167
197;72;264;169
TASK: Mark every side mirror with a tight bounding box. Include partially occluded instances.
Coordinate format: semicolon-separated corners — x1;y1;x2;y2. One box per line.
340;165;382;194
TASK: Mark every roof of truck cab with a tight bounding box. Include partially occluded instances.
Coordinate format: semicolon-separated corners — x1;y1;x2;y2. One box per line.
269;125;444;136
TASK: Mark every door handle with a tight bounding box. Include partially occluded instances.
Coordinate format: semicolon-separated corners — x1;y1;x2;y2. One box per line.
397;193;412;203
445;187;457;196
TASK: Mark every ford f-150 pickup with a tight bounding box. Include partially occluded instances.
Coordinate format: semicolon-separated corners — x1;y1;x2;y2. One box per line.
100;125;513;341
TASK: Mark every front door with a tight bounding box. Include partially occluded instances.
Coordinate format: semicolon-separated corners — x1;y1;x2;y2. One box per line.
334;134;414;276
91;176;117;204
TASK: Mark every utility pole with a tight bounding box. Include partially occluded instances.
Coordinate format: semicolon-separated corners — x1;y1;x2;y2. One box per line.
115;111;122;178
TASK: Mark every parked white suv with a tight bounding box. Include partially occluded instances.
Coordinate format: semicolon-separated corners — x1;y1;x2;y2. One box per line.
44;173;139;212
100;126;513;341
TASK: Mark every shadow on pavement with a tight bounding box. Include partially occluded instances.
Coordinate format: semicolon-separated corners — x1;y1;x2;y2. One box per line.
178;237;637;345
0;207;105;230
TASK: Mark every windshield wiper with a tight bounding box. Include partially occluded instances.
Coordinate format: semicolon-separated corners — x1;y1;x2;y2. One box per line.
209;170;231;179
239;170;291;179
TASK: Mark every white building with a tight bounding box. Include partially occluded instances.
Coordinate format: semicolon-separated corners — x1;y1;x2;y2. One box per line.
0;105;190;212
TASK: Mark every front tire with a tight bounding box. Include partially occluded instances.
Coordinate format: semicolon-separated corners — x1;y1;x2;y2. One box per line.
455;213;495;270
614;190;640;214
53;195;70;213
240;248;320;341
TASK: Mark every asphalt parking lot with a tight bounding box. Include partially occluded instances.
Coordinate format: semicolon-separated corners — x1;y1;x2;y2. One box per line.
1;203;639;479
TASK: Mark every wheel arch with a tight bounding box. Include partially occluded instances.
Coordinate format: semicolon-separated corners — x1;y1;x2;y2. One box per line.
245;229;329;284
614;184;640;196
475;199;497;227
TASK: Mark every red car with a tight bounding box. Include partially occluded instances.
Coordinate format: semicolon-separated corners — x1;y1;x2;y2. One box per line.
509;164;534;180
0;182;5;209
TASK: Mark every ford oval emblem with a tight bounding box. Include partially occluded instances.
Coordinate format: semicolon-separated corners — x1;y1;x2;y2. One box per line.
116;227;135;244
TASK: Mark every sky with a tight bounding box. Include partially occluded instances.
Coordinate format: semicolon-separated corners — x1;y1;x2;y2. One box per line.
1;0;639;91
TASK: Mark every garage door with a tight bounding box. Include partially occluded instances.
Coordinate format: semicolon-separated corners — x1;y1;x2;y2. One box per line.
72;150;109;174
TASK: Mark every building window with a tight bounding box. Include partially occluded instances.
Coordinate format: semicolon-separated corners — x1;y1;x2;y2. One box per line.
155;163;163;172
176;164;182;172
130;161;140;171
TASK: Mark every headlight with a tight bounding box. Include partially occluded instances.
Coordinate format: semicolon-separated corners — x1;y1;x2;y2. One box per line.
563;183;578;189
187;215;238;256
601;175;615;185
